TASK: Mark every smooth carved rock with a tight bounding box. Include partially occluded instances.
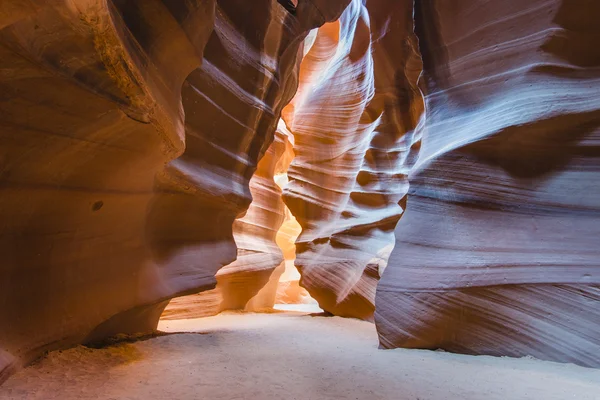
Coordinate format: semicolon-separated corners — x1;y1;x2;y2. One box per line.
0;0;351;381
162;125;295;319
282;0;423;320
375;0;600;367
0;0;216;379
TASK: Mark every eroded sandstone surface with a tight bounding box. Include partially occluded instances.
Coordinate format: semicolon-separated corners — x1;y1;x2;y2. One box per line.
375;0;600;367
161;124;294;319
0;0;350;381
1;0;599;384
282;0;423;320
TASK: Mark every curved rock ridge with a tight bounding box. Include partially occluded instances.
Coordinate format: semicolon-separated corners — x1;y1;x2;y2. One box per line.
161;124;295;319
0;0;216;380
282;0;423;320
375;0;600;366
0;0;351;381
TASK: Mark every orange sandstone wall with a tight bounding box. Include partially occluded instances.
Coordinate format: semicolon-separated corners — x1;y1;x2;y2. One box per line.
0;0;351;381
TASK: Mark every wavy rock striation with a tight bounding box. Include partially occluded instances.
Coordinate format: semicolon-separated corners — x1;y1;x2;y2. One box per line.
375;0;600;367
0;0;217;379
0;0;351;381
282;0;423;319
161;125;295;319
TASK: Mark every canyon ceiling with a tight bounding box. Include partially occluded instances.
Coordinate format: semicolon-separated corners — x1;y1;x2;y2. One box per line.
1;0;599;383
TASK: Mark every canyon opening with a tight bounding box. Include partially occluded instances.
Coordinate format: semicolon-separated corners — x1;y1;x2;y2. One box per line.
0;0;599;399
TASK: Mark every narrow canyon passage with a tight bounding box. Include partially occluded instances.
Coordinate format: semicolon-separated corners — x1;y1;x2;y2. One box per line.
1;0;599;397
2;312;600;400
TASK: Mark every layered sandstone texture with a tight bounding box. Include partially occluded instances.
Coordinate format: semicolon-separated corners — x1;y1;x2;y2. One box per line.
0;0;351;381
161;126;294;320
282;0;423;319
375;0;600;367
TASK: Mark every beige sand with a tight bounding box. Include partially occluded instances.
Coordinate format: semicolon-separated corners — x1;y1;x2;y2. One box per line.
1;312;599;399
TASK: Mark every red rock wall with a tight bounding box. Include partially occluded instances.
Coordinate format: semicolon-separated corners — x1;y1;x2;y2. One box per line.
0;0;351;381
282;0;423;320
375;0;600;367
0;0;217;380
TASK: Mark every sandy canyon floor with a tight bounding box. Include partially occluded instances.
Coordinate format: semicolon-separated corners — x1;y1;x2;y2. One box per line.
1;311;599;400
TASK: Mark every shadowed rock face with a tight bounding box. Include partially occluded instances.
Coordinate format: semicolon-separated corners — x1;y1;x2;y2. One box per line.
375;0;600;367
0;0;217;381
0;0;351;381
282;0;423;320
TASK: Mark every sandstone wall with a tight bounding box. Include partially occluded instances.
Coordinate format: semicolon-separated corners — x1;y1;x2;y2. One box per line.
375;0;600;367
0;0;350;381
282;0;423;319
161;125;294;319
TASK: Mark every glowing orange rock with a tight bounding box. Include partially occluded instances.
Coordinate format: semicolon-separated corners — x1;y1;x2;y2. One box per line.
283;0;423;320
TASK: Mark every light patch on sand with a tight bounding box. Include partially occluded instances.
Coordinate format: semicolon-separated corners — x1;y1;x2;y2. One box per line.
273;303;323;313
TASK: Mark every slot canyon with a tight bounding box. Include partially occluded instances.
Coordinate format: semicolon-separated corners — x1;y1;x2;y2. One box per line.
0;0;599;399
